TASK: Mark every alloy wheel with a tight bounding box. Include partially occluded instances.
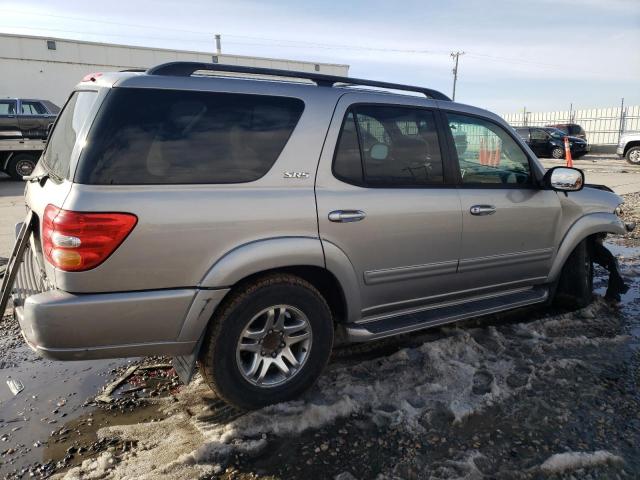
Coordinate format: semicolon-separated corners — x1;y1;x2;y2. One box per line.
236;305;312;387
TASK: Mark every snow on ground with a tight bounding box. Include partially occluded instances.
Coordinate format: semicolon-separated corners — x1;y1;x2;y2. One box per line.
540;450;624;473
58;298;628;479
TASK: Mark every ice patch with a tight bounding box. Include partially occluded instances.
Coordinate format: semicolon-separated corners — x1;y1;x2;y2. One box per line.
540;450;624;473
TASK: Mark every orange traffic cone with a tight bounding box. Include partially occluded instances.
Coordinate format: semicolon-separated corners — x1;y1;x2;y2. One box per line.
493;142;501;166
479;138;487;165
563;137;573;168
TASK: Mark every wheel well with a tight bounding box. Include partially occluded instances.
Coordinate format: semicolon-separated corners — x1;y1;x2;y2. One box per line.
225;266;348;324
624;141;640;155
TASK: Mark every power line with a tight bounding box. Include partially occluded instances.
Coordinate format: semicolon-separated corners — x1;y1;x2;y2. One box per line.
0;9;600;72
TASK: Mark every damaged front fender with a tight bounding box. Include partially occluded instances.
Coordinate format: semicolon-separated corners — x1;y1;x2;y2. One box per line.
547;212;627;283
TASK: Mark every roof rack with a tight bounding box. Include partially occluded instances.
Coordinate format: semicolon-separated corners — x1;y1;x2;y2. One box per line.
145;62;451;101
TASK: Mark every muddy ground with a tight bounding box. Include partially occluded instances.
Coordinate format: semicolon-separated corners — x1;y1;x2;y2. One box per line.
1;197;639;480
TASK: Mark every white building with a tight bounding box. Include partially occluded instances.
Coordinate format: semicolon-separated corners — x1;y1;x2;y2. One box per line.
0;33;350;107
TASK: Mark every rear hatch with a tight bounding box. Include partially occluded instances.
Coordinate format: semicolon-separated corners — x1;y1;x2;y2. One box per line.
22;89;103;291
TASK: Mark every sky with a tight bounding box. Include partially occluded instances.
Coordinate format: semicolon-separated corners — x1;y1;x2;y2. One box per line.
1;0;639;113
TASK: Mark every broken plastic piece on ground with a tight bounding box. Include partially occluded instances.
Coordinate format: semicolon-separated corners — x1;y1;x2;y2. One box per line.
95;365;139;404
7;378;24;396
95;363;174;403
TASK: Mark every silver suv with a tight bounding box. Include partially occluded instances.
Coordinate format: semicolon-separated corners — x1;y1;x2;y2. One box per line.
0;63;632;409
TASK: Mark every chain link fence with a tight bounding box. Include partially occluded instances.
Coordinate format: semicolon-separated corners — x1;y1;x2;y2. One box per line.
501;104;640;149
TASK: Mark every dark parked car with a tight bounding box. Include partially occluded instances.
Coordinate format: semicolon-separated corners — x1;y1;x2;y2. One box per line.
0;98;59;140
515;127;589;159
547;123;587;141
0;98;59;179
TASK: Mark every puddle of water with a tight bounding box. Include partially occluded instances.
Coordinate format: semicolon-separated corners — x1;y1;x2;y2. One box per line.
42;401;165;472
0;337;133;477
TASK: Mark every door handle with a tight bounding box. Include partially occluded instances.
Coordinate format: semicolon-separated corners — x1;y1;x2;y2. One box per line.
328;210;366;223
470;205;496;216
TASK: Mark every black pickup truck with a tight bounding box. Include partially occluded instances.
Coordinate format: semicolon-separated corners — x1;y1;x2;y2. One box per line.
0;98;59;179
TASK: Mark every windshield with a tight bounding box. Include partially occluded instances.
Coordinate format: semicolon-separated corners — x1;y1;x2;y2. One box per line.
42;91;98;180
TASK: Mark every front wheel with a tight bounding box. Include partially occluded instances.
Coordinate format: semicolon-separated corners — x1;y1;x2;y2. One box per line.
7;153;38;180
551;147;565;159
199;274;333;410
553;239;593;310
626;146;640;165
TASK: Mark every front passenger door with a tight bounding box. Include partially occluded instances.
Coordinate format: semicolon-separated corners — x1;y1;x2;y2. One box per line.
444;112;561;292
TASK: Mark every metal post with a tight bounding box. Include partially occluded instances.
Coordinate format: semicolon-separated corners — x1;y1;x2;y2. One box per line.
450;51;465;101
523;107;527;127
215;34;222;54
618;97;625;143
569;102;573;123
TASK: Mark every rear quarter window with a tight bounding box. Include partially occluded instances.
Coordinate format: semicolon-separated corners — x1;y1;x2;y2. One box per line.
76;88;304;185
42;91;98;180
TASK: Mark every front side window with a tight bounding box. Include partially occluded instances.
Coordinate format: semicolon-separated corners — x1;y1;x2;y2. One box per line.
333;105;444;187
0;100;16;115
446;113;531;186
531;128;548;141
77;89;304;185
21;101;47;115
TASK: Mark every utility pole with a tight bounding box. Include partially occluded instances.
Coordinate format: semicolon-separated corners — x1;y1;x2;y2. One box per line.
215;34;222;54
450;51;465;101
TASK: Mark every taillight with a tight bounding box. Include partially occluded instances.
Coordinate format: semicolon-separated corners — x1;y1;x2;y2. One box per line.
42;205;137;272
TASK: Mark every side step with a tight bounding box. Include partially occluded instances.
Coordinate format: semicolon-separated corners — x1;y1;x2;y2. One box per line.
346;287;549;342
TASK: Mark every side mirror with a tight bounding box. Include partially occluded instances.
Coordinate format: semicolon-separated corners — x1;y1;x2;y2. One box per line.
544;166;584;192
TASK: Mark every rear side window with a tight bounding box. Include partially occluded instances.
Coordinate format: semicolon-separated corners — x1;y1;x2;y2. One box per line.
568;125;583;136
21;101;47;115
0;100;16;115
333;105;444;187
77;89;304;185
42;91;98;180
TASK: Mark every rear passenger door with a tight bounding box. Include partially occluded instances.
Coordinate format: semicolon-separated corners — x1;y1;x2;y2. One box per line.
18;100;55;139
316;95;462;319
443;111;561;292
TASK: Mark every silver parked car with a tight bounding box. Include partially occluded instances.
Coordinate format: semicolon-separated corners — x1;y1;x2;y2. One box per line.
0;63;633;409
617;131;640;165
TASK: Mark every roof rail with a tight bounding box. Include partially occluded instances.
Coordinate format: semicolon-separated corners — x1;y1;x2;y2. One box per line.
145;62;451;101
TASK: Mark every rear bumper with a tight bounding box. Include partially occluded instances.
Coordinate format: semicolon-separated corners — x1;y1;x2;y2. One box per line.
15;287;229;360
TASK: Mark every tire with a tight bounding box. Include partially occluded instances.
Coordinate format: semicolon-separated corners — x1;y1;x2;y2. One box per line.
625;146;640;165
551;147;565;159
199;273;334;410
7;153;38;180
553;239;593;310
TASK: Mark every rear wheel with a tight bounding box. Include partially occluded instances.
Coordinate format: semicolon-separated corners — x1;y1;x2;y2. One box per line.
626;146;640;165
551;147;565;159
7;153;38;180
200;274;334;410
553;239;593;310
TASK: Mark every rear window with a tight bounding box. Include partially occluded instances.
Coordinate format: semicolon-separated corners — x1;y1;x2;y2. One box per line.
42;91;98;180
76;88;304;185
